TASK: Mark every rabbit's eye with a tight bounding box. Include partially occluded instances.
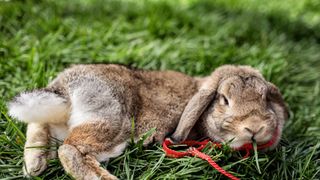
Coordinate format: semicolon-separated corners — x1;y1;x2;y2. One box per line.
220;95;229;106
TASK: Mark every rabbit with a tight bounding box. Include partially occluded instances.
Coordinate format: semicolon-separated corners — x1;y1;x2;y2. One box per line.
8;64;289;180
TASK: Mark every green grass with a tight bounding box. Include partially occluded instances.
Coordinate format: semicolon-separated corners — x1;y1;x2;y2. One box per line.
1;0;320;179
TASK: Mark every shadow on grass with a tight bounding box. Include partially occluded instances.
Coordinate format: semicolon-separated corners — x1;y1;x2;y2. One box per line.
189;0;320;43
1;0;320;44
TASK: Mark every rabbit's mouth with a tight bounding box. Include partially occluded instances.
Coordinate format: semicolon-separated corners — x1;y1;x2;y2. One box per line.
221;122;281;150
232;123;282;150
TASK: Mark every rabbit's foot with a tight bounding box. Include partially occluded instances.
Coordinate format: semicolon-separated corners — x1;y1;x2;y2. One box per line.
59;144;118;180
23;148;48;177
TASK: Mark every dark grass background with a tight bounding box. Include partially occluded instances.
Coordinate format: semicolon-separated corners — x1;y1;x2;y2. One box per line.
0;0;320;179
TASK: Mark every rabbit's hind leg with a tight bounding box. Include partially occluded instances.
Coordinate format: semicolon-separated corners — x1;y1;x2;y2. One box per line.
24;123;69;177
58;121;129;180
59;77;131;179
59;144;118;180
23;123;50;177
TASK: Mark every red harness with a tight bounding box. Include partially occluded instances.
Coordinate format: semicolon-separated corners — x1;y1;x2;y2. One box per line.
162;128;279;180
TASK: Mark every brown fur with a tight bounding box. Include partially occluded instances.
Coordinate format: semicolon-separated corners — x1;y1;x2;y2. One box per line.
9;64;288;179
173;65;289;149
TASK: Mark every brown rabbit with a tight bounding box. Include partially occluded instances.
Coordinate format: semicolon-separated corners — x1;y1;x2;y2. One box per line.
8;64;288;179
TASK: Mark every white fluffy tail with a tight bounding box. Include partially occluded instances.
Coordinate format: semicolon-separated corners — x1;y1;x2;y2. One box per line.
8;90;70;124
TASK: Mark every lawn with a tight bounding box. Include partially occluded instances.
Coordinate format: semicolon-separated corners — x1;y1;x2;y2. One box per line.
0;0;320;179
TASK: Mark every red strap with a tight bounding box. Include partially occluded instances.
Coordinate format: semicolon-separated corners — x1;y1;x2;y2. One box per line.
163;138;239;180
163;126;279;179
189;147;240;180
162;138;212;158
162;129;278;180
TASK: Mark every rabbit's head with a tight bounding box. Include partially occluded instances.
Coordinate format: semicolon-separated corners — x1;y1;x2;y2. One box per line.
172;65;289;149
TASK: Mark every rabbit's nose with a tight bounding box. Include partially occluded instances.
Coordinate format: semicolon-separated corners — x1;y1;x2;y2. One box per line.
244;126;265;140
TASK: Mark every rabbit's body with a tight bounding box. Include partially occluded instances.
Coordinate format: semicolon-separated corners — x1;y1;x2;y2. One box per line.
8;64;288;180
49;64;199;141
9;64;200;179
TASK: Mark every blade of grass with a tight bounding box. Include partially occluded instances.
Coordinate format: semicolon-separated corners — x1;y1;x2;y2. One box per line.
299;142;320;179
2;111;25;141
253;140;261;174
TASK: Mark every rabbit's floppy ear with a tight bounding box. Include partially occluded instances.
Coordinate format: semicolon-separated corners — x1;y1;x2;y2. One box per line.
267;82;289;120
170;88;216;142
171;65;238;142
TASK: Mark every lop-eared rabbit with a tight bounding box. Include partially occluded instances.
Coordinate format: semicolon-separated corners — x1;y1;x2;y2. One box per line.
8;64;288;179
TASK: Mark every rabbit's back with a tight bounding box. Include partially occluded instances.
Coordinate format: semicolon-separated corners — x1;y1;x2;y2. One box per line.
134;69;199;142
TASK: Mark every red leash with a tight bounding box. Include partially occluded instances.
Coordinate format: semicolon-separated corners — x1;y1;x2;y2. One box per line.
162;138;239;180
163;138;240;180
162;128;279;180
